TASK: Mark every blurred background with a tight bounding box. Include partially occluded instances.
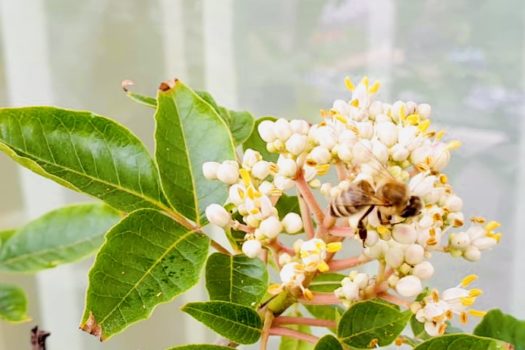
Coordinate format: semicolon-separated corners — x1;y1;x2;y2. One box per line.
0;0;523;349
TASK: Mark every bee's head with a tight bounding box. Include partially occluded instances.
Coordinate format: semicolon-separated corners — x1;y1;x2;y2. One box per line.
378;181;408;206
400;196;423;218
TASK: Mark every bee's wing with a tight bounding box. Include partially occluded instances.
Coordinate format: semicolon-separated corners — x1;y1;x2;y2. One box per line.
353;142;398;184
338;182;391;207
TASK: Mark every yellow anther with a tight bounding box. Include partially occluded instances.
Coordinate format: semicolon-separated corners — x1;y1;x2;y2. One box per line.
309;179;321;188
485;221;501;231
435;130;446;141
240;168;252;186
461;274;478;287
269;163;279;173
249;208;260;215
270;189;283;196
334;114;347;124
469;288;483;297
318;261;330;272
303;288;314;301
344;76;355;92
445;309;453;320
377;225;391;236
350;99;359;107
486;232;502;242
406;114;420;125
471;216;486;224
394;337;405;346
439;174;448;184
368;338;379;348
468;309;487;318
447;140;462;151
247;186;260;200
418;119;431;132
399;105;407;121
320;109;330;118
316;164;331;176
361;76;369;89
453;219;464;227
431;289;440;302
268;284;282;295
460;312;469;324
296;263;305;271
438;323;447;335
237;187;245;199
461;296;476;307
327;242;343;253
433;213;442;221
426;237;438;246
369;80;381;94
348;124;359;135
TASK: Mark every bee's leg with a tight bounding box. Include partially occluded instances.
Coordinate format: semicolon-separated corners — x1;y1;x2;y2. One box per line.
357;206;375;247
377;209;391;225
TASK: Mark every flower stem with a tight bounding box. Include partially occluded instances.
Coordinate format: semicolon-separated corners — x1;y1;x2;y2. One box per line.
259;311;274;350
328;256;372;271
298;292;340;305
273;316;336;329
210;239;231;255
298;193;315;239
378;292;411;308
268;327;319;344
328;226;355;237
295;173;324;224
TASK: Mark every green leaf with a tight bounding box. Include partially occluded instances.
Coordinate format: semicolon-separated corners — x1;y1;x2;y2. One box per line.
474;309;525;349
305;305;343;323
279;324;314;350
243;116;278;162
205;252;268;307
414;334;509;350
309;273;345;293
0;229;16;246
275;195;301;222
155;80;236;225
0;203;120;272
80;209;209;340
182;301;262;344
229;111;255;145
0;107;168;213
410;315;430;340
314;335;342;350
168;345;232;350
0;283;29;323
337;299;412;348
125;91;157;108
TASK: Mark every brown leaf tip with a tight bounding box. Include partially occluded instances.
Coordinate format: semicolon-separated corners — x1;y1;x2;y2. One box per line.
121;79;134;92
80;312;103;340
31;326;50;350
158;78;179;92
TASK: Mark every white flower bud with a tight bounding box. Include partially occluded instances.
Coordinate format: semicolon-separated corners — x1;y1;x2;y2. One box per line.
352;140;373;164
251;161;271;180
392;224;418;244
242;149;261;168
376;122;398;147
274;118;292;141
338;129;357;143
369;101;383;116
336;143;353;162
320;183;332;196
228;184;244;205
341;281;359;300
445;195;463;212
260;195;277;218
202;161;220;180
354;273;369;289
279;252;292;265
364;240;387;259
406;101;417;115
405;244;425;265
464;246;481;261
396;275;423;297
413;261;434;280
277;156;297;177
285;134;308;155
290;119;310;134
391;144;409;162
205;204;231;227
431;146;450;171
259;181;274;195
398;125;418;149
317;127;337;149
259;216;282;239
372;140;388;164
392;101;406;120
333;100;351;116
217;161;239;184
282;213;303;234
274;175;295;191
357;122;374;139
450;232;470;249
473;237;497;250
365;230;379;247
466;225;485;240
280;262;304;286
309;146;331;164
242;239;262;258
385;246;405;268
258;120;276;142
411;145;431;166
417;103;432;118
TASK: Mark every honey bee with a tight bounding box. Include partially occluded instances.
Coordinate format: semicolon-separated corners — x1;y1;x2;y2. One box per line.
330;177;422;246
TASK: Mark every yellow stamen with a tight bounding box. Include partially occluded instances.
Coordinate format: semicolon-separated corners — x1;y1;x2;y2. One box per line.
348;124;359;135
426;237;438;246
368;338;379;348
327;242;343;253
247;186;260;200
318;261;330;272
486;232;502;242
269;163;279;174
431;289;440;303
316;164;331;176
471;216;486;224
460;312;469;324
438;323;447;335
485;221;501;231
394;337;405;346
237;187;245;199
350;99;359;108
445;309;453;320
369;80;381;94
453;219;464;227
361;76;369;89
268;284;282;295
461;296;476;307
447;140;462;151
469;289;483;297
399;104;407;121
239;168;251;186
418;119;431;132
468;309;487;318
461;274;478;287
270;189;283;196
334;113;348;124
249;208;260;215
344;76;355;92
303;289;314;301
439;174;448;184
406;114;420;125
435;130;446;141
377;225;391;237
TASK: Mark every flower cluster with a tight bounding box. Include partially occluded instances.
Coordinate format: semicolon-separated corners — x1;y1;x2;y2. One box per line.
202;76;501;338
413;275;485;336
